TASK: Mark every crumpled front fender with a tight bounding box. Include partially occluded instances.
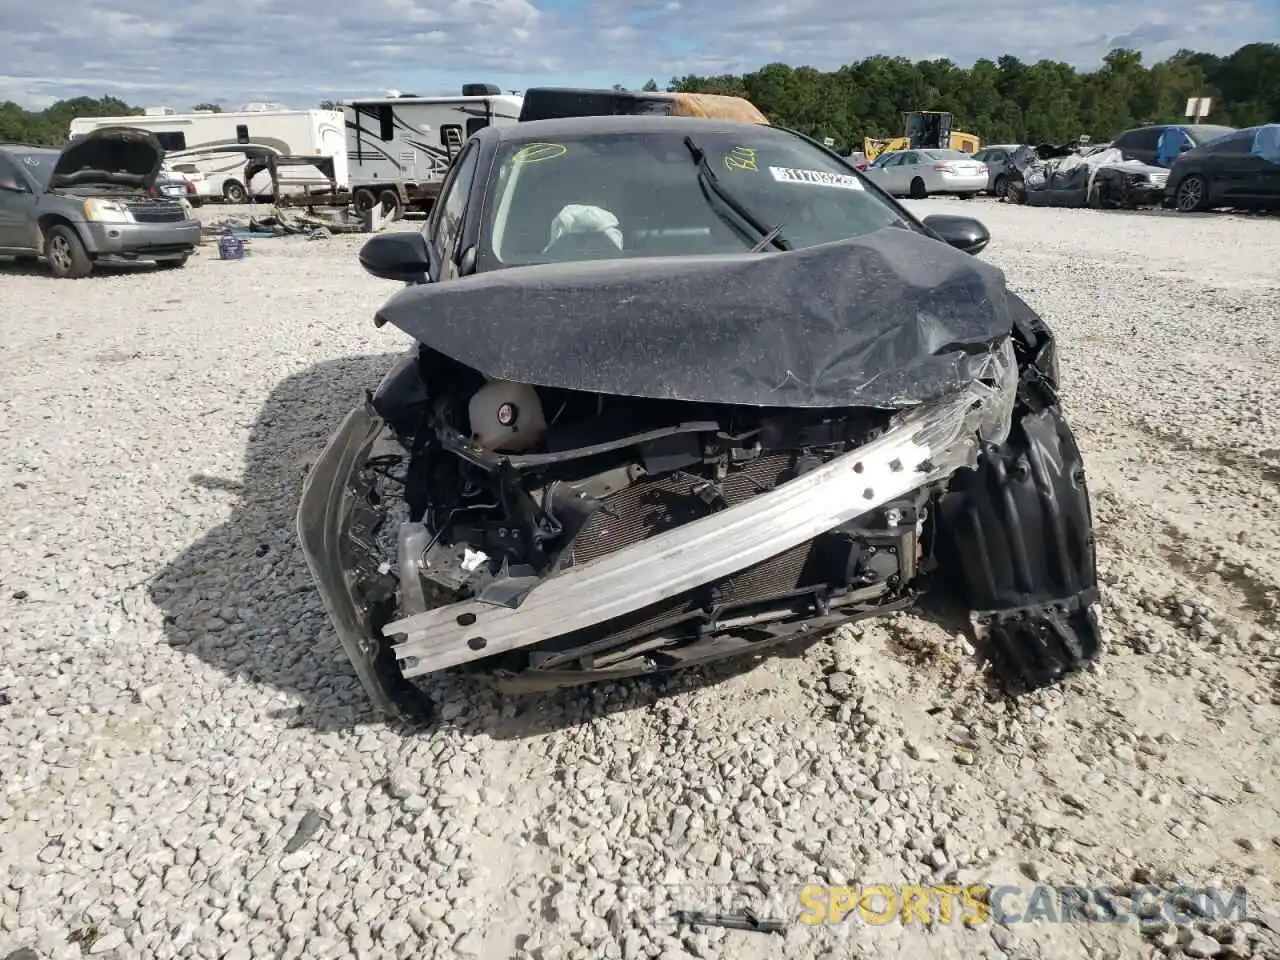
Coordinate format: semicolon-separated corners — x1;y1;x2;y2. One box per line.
296;401;426;720
935;403;1102;688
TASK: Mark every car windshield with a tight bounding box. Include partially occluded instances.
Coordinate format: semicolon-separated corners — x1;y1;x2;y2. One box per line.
1187;124;1236;145
481;129;906;267
4;148;58;187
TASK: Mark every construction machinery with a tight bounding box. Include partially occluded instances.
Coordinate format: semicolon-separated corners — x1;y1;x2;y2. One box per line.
863;111;981;162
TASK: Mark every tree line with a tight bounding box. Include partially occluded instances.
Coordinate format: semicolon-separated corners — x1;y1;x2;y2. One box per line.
657;42;1278;151
2;43;1275;151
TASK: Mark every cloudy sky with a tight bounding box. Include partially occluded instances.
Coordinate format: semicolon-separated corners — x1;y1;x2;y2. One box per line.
1;0;1274;110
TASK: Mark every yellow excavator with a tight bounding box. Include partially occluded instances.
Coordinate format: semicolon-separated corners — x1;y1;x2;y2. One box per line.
863;111;981;162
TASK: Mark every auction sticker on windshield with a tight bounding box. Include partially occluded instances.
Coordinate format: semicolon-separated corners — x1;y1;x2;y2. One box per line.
769;166;864;190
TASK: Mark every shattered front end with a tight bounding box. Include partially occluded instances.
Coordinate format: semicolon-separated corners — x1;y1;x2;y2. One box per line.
297;232;1101;719
298;333;1099;719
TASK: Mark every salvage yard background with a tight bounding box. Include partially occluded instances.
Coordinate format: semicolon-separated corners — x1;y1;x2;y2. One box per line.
0;199;1278;960
3;41;1279;152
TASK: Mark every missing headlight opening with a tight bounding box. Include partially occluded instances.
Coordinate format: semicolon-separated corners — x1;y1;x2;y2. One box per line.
297;229;1101;721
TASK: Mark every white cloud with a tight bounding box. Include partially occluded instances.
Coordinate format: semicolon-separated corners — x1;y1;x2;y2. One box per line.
0;0;1271;109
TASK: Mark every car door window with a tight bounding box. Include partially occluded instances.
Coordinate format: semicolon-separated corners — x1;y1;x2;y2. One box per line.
900;152;919;165
429;143;481;265
1129;128;1161;151
1211;135;1253;155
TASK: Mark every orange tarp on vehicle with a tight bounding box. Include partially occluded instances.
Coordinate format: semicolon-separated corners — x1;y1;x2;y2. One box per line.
667;93;769;124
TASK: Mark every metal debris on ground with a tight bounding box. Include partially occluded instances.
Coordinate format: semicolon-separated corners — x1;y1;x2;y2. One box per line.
282;809;326;854
200;206;367;240
670;908;786;934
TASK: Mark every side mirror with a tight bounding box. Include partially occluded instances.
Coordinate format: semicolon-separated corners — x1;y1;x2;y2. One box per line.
358;232;432;284
922;214;990;256
458;245;477;277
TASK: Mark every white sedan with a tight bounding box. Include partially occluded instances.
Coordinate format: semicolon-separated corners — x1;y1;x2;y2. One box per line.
861;149;988;198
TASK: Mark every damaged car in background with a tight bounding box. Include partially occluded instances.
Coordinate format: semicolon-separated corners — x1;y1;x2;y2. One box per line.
297;116;1103;719
1004;141;1170;209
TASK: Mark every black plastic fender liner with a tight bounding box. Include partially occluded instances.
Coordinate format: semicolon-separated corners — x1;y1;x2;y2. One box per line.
935;403;1102;688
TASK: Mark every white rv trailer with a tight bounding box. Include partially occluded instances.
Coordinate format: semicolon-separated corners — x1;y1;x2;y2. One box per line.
343;85;523;216
67;107;347;203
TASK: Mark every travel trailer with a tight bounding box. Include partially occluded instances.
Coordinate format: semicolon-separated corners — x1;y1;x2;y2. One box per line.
344;84;523;217
67;107;347;203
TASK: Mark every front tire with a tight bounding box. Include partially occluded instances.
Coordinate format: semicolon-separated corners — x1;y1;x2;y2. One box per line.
1174;174;1208;213
909;177;927;199
44;225;93;279
992;174;1006;198
222;180;248;204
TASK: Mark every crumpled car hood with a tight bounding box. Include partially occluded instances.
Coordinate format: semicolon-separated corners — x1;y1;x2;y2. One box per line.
51;126;165;191
374;225;1018;410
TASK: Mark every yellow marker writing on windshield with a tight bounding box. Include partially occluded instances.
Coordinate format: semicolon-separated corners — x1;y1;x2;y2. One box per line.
724;146;758;172
512;142;567;164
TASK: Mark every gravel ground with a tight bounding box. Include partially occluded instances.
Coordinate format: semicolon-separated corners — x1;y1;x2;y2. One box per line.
1;199;1278;960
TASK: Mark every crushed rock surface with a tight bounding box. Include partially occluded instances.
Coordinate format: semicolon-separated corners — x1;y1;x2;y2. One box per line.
0;199;1277;960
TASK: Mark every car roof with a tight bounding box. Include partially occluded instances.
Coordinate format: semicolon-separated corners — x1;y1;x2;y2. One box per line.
485;114;793;143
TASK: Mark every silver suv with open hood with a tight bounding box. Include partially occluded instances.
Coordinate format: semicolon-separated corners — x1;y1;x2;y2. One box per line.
0;126;202;278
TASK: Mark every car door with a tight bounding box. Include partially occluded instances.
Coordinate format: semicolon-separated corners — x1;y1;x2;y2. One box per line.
1248;127;1280;202
1207;132;1268;202
425;141;481;282
894;151;924;194
985;149;1008;188
0;153;39;252
861;152;896;191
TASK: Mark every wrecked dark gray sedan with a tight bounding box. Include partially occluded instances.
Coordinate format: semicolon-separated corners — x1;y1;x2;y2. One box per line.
297;116;1102;719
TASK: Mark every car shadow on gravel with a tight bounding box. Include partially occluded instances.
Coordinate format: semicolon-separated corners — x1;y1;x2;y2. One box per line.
0;256;181;279
148;353;987;739
149;353;407;734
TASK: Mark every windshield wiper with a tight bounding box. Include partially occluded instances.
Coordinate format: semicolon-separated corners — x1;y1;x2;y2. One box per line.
683;136;790;252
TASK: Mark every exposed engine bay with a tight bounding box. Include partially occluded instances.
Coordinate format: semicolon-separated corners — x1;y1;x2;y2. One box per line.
297;230;1103;719
377;348;932;676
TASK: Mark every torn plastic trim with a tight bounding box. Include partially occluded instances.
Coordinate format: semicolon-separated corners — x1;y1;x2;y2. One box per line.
296;400;425;720
386;341;1017;678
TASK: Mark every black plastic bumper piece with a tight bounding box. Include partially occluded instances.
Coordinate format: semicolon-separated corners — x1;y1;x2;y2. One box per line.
296;402;432;721
936;404;1102;689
